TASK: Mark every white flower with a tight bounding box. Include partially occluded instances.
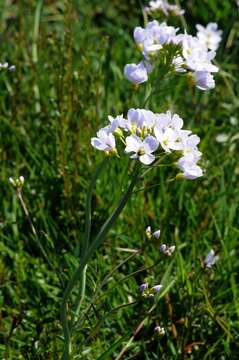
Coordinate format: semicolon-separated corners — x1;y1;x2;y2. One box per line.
125;134;158;165
172;56;186;73
177;34;218;73
186;50;218;73
193;71;215;90
204;249;219;268
0;62;9;69
124;61;149;84
196;23;222;51
91;128;116;153
168;4;185;16
160;243;176;256
177;153;203;179
154;111;188;152
145;0;168;15
152;284;163;292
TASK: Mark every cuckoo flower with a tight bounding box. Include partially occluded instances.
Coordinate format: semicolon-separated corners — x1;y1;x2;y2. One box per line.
125;134;159;165
196;23;222;51
124;61;149;84
91;128;116;154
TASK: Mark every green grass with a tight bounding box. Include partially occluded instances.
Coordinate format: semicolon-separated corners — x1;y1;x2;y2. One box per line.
0;0;239;358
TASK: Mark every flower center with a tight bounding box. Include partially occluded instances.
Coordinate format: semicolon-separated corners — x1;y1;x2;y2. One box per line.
137;147;145;156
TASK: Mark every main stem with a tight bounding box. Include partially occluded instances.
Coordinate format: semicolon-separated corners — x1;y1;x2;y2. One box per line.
60;162;140;359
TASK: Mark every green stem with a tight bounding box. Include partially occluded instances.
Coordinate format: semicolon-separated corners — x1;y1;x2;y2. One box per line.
82;158;108;257
60;162;140;359
73;264;87;323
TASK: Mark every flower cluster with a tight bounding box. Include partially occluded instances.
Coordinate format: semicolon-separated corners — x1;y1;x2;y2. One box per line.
124;20;222;91
145;0;184;17
91;109;203;180
0;62;16;72
139;282;163;297
9;176;25;189
146;226;161;239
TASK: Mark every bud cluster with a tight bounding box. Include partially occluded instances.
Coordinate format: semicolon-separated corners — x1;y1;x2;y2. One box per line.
139;282;163;298
9;176;25;190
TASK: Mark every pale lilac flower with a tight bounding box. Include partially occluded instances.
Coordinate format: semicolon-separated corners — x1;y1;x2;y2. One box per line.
160;244;167;253
134;27;149;47
91;128;116;153
193;71;215;90
146;21;178;46
152;284;163;292
133;21;178;59
153;229;161;239
145;1;184;17
124;61;149;84
139;283;149;292
196;23;222;51
177;154;203;179
204;249;219;268
107;115;128;133
8;65;16;72
125;135;159;164
127;108;156;133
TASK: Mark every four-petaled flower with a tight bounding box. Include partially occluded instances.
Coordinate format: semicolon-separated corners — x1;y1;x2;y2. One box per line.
125;134;159;165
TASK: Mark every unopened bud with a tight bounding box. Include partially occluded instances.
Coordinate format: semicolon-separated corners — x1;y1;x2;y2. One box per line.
9;176;25;189
145;226;152;239
155;326;165;336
